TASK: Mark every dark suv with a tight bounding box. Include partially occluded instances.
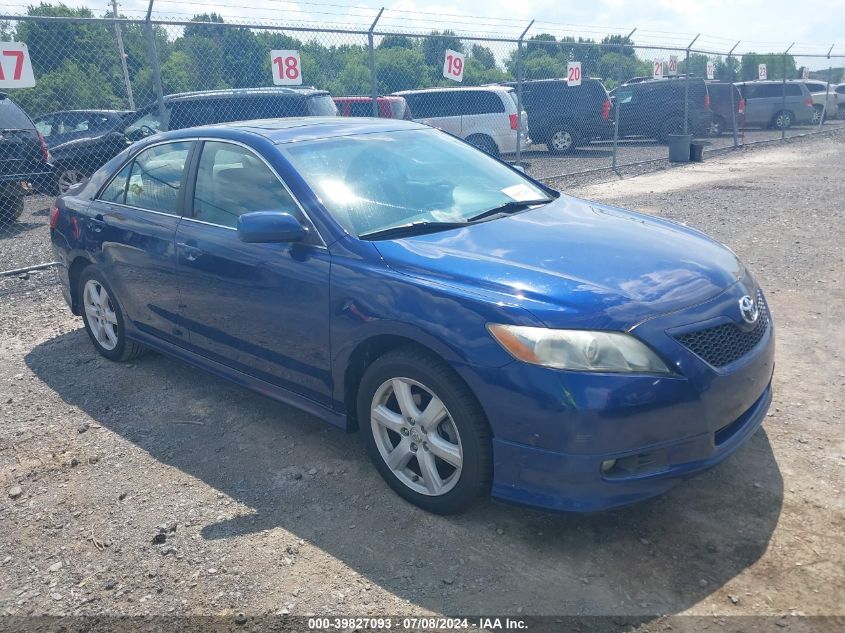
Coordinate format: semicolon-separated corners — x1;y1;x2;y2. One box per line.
0;93;53;223
502;78;612;154
610;78;713;142
124;87;337;141
705;81;744;135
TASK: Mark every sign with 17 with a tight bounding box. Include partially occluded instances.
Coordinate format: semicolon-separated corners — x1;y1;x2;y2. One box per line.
0;42;36;89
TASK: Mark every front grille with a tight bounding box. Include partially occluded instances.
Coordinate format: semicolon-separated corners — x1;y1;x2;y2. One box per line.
674;291;769;368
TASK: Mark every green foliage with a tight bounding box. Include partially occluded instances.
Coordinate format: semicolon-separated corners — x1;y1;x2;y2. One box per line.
12;59;124;113
740;53;798;80
378;35;415;50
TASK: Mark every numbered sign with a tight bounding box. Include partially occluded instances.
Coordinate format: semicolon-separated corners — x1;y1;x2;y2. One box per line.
0;42;36;89
653;59;664;79
443;49;465;82
802;67;809;80
668;55;678;76
706;61;715;80
567;61;582;86
271;50;302;86
758;63;767;80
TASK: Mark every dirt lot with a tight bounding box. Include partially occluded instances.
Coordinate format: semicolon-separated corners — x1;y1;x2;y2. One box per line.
1;132;844;629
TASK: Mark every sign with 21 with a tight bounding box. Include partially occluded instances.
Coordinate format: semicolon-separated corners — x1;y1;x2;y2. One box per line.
0;42;36;89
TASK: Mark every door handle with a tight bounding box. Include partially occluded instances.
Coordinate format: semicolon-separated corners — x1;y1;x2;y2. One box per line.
177;241;203;262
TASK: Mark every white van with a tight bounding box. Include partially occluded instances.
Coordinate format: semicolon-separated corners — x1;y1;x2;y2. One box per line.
394;86;530;155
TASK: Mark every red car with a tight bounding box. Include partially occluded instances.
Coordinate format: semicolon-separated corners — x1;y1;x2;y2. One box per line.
334;96;412;119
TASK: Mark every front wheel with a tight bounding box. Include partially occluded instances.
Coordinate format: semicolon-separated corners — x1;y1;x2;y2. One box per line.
772;110;792;130
546;126;579;155
811;105;824;125
79;267;146;362
466;134;499;157
358;347;492;514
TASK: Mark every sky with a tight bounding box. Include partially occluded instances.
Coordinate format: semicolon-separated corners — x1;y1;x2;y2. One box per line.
8;0;845;60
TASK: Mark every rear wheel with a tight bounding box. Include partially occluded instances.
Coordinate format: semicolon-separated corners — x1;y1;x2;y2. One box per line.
358;347;492;514
711;116;727;136
466;134;499;157
811;105;824;125
772;110;792;130
78;267;146;362
0;195;24;225
56;167;86;195
546;125;579;155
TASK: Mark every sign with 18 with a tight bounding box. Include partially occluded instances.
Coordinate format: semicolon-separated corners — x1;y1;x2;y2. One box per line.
271;50;302;85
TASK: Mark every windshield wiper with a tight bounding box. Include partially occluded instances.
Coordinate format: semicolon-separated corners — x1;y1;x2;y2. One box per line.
358;221;468;241
466;199;553;223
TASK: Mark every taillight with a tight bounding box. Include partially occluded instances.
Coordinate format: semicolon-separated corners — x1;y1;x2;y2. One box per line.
804;97;813;107
601;99;611;121
704;94;711;110
738;98;746;114
49;204;59;229
38;133;52;162
509;113;519;130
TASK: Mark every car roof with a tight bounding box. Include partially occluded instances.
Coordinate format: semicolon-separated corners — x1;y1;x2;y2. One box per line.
334;96;405;102
394;86;509;95
164;87;329;103
160;116;426;145
35;109;133;117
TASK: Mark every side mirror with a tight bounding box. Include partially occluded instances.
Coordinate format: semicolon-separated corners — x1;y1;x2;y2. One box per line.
237;211;305;244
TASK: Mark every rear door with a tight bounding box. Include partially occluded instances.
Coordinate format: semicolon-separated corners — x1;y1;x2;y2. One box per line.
173;140;333;404
459;90;508;142
407;92;461;136
0;96;46;187
87;140;193;345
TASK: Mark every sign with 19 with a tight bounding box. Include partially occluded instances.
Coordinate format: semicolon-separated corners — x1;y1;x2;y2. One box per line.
271;50;302;86
443;49;465;82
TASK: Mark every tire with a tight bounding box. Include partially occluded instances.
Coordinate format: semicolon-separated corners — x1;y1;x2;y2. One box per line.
811;105;824;125
466;134;499;157
56;166;87;195
78;266;146;362
711;116;727;136
546;125;579;155
358;346;492;514
772;110;792;130
0;195;25;225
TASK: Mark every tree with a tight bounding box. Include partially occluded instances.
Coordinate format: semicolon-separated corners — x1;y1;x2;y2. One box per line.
421;30;463;67
470;44;496;70
741;53;797;80
379;35;415;50
376;47;427;93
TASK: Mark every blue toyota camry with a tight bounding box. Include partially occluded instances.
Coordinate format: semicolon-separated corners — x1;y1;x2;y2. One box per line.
49;118;774;514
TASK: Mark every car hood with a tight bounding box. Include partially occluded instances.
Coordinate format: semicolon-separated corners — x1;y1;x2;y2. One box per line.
373;195;744;330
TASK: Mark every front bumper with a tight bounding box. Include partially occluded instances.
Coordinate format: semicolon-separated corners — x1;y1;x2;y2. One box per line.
460;282;775;512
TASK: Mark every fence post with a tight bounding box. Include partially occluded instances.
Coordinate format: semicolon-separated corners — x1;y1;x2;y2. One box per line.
728;40;740;148
822;44;834;130
683;34;699;136
612;27;636;171
781;43;794;140
144;0;165;121
111;0;135;110
368;8;384;118
515;20;533;167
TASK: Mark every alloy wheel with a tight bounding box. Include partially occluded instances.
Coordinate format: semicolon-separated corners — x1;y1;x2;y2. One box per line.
370;377;463;496
58;169;84;194
83;279;119;351
551;130;573;152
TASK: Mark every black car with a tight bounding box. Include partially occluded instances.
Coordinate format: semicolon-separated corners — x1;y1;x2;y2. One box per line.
0;93;53;223
123;87;338;142
34;110;134;194
704;81;745;135
502;78;612;154
610;77;713;142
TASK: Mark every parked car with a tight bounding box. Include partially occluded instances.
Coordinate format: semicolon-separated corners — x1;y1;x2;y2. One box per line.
734;81;815;129
393;86;529;155
50;118;774;515
836;84;845;116
34;110;134;194
609;77;713;142
800;80;839;123
334;96;411;119
0;93;53;223
705;81;745;135
500;78;612;154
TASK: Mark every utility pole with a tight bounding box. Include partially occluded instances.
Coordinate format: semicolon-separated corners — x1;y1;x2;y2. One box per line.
112;0;135;109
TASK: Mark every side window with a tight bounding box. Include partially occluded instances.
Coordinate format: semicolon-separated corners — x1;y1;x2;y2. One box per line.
192;141;302;229
785;84;802;97
458;91;505;115
124;141;191;215
407;94;434;118
616;89;634;104
124;109;163;140
98;162;132;204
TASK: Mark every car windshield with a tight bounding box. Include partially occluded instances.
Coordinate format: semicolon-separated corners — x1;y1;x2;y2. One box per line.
281;128;551;237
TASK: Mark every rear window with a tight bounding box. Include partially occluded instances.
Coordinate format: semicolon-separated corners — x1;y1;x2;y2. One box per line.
458;91;505;115
785;84;803;96
307;95;338;116
0;96;35;130
805;83;826;92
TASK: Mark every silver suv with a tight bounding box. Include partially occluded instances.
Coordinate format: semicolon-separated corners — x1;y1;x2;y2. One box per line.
735;80;815;129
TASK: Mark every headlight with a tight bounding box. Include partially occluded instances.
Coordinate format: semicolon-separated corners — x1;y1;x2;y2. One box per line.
487;324;672;374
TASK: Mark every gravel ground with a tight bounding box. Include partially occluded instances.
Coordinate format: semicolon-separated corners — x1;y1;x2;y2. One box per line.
0;130;843;629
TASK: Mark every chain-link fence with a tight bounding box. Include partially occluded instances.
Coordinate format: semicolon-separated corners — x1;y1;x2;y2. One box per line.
1;8;844;273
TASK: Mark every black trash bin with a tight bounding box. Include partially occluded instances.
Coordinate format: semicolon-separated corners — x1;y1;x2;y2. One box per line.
668;134;692;162
690;142;705;162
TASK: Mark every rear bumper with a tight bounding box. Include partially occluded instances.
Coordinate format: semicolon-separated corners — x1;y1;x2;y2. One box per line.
491;382;771;512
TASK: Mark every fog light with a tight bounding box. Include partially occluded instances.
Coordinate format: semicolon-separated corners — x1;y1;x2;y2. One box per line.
600;459;616;474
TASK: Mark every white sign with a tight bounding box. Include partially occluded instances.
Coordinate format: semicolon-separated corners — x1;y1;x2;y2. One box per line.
442;49;465;82
653;59;664;79
668;55;679;76
0;42;36;89
270;50;302;85
706;60;715;80
567;61;582;86
758;63;767;80
802;66;809;80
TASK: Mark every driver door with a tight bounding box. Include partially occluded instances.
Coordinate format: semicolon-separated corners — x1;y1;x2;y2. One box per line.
174;140;333;406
